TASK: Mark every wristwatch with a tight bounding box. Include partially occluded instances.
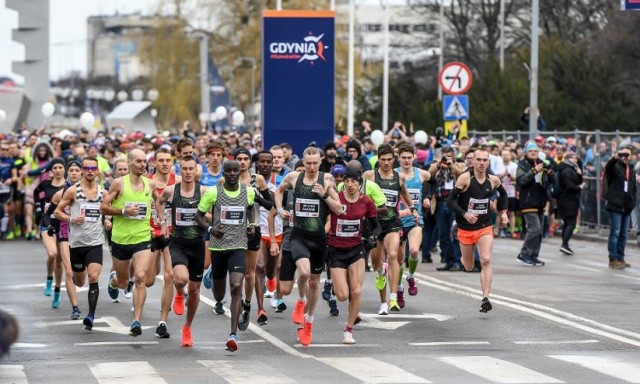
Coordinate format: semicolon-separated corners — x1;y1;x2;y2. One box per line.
321;192;329;200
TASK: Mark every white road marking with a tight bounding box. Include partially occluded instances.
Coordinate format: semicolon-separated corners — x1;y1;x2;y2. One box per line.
12;343;47;348
409;341;490;346
514;340;599;345
360;312;455;321
0;365;28;384
199;360;297;384
294;343;379;348
318;357;430;384
89;361;167;384
440;356;563;384
548;355;640;383
74;341;159;346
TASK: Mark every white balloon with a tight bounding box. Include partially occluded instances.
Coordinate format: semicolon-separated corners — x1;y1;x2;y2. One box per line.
150;108;158;118
147;88;159;101
414;130;428;145
215;106;227;120
41;102;55;118
370;130;384;146
198;112;209;121
80;112;95;129
232;110;245;126
0;109;6;123
117;90;128;102
58;129;72;139
132;89;144;101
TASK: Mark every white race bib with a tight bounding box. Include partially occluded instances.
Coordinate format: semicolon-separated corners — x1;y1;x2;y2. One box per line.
467;198;489;215
407;188;420;206
295;198;320;218
125;202;148;220
381;189;399;207
336;218;361;238
220;205;245;225
80;203;101;223
175;207;197;226
444;180;454;190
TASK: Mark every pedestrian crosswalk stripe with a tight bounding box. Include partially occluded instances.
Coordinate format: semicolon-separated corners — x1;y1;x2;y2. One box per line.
199;360;297;384
89;361;167;384
548;355;640;383
0;365;27;384
440;356;563;384
318;357;430;384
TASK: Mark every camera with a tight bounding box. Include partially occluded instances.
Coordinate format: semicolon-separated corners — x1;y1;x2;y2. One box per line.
542;160;552;170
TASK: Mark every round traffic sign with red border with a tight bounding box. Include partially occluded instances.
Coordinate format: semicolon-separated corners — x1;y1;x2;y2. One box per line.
439;62;473;95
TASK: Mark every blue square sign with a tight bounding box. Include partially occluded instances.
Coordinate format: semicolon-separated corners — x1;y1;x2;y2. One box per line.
443;95;469;121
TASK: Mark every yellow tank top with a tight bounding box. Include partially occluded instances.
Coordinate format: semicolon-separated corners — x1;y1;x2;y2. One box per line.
112;175;152;245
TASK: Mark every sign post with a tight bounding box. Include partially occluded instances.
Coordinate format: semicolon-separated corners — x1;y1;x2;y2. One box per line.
262;10;335;155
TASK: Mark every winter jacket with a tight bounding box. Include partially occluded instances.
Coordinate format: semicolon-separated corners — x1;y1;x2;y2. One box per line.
516;158;552;212
604;157;637;214
557;162;582;219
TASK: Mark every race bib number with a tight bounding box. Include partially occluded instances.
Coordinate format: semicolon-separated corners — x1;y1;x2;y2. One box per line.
444;180;454;190
80;203;101;223
220;206;245;225
467;198;489;215
381;189;398;207
175;207;197;226
407;188;420;206
295;198;320;218
125;202;148;220
0;184;10;194
336;219;360;238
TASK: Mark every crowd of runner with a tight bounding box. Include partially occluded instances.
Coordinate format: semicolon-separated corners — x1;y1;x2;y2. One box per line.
0;122;638;350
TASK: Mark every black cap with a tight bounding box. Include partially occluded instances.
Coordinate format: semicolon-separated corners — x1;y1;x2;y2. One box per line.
324;141;336;151
344;166;361;182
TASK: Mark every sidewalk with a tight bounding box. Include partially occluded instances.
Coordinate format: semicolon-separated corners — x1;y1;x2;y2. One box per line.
572;230;639;248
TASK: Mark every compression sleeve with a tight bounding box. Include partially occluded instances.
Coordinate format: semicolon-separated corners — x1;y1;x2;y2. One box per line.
367;216;382;238
496;184;509;211
256;188;274;210
447;187;466;217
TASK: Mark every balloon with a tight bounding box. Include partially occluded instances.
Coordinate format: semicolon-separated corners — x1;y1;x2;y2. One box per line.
117;90;128;102
232;110;245;126
131;89;144;101
147;88;159;101
150;108;158;118
0;109;6;123
58;129;72;139
215;106;227;120
414;130;428;145
41;102;55;118
370;130;384;146
80;112;95;129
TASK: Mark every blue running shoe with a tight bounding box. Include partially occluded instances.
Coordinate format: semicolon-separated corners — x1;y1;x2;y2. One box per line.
44;279;53;296
52;292;61;309
71;307;81;320
107;271;119;301
83;313;94;330
203;266;212;290
130;320;142;336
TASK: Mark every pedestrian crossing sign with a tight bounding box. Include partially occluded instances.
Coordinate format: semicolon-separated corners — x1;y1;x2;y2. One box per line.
443;95;469;121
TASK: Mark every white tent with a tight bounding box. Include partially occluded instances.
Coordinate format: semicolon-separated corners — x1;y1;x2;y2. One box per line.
106;101;155;134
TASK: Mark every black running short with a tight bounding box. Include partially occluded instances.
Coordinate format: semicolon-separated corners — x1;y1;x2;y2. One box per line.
400;224;422;242
151;236;170;252
290;234;326;275
247;227;261;251
170;238;205;282
279;250;296;282
378;218;402;241
328;244;365;269
508;197;517;212
211;249;246;280
70;245;103;272
111;241;151;261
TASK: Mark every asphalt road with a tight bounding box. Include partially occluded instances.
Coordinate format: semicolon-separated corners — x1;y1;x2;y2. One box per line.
1;235;640;384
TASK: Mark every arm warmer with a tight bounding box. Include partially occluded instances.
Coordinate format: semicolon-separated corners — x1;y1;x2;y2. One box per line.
255;188;274;210
447;187;466;217
367;216;382;238
496;184;508;211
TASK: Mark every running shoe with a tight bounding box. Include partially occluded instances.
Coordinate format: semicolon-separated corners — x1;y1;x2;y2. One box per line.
173;293;185;316
123;280;134;299
329;299;339;316
559;246;574;255
52;292;61;309
26;230;35;241
389;298;400;312
530;257;546;266
299;320;314;346
516;254;534;265
375;262;388;291
107;271;119;301
83;313;94;330
202;266;212;290
270;297;279;308
225;334;239;352
406;276;418;296
275;299;287;313
214;301;225;315
322;280;332;301
479;297;493;313
397;291;405;309
5;231;14;240
378;302;389;315
155;322;170;339
257;309;268;326
13;225;21;238
238;303;250;331
342;331;355;345
181;326;193;347
130;321;142;336
266;277;277;293
292;299;305;325
44;278;53;296
71;307;81;320
263;290;274;298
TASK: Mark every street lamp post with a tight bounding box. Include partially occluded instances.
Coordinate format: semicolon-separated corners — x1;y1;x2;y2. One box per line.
381;0;389;133
528;0;539;139
438;1;444;101
499;0;505;71
239;57;257;123
347;0;355;136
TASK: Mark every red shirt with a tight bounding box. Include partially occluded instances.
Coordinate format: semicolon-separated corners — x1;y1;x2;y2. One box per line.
150;172;176;238
327;191;377;249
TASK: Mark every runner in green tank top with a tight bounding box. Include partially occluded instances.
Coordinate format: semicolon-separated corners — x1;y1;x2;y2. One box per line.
362;144;418;314
100;149;161;337
155;155;207;347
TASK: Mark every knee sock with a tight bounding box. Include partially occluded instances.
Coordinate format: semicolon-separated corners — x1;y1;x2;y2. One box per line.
88;282;99;315
408;257;418;276
398;265;405;287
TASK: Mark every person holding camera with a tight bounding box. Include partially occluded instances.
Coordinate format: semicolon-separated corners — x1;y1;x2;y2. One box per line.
604;145;637;269
516;143;555;266
557;151;583;255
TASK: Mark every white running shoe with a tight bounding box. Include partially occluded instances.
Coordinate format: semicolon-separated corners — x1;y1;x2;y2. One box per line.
378;302;389;315
264;290;274;298
343;331;355;344
270;297;279;308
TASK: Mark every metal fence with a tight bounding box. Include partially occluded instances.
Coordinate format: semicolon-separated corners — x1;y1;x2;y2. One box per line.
465;129;640;234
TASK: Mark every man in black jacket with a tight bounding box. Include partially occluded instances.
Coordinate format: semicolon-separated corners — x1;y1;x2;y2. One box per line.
516;143;554;266
604;145;637;269
320;141;346;173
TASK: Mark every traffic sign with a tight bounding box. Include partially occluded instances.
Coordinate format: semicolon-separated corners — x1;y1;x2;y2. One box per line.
621;0;640;10
443;95;469;121
439;62;473;95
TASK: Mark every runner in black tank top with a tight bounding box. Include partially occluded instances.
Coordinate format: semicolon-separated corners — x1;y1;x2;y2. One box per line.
448;148;509;313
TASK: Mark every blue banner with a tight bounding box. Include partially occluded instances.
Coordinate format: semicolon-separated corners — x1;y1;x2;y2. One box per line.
621;0;640;10
262;10;335;157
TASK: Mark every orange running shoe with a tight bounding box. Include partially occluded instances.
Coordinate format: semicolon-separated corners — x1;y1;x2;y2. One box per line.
173;293;185;316
181;326;193;347
266;277;277;292
299;320;313;346
292;300;305;325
